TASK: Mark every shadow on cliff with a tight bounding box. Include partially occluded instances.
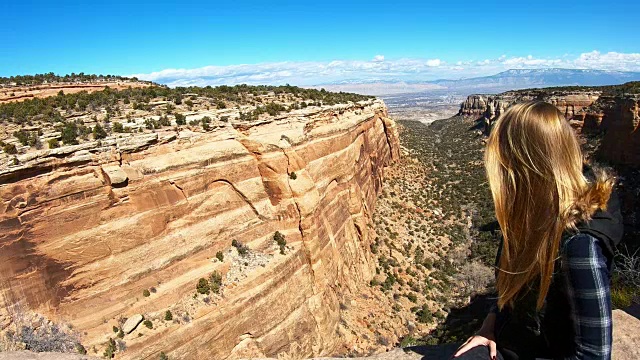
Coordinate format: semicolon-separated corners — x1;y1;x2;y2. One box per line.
466;117;486;133
405;293;497;359
0;233;75;310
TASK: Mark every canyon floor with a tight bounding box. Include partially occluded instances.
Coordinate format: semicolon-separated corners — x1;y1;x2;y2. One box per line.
324;114;500;357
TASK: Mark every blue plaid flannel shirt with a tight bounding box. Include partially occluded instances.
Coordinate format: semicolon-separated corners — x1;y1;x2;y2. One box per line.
490;232;613;359
562;233;613;360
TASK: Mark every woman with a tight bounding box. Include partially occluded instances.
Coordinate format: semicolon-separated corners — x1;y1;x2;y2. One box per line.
454;101;623;360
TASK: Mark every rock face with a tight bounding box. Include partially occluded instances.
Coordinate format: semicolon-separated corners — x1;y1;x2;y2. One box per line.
0;100;399;359
459;90;640;166
459;91;601;131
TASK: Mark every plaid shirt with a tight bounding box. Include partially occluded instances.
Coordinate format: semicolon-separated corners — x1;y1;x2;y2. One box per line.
562;233;613;359
490;232;613;359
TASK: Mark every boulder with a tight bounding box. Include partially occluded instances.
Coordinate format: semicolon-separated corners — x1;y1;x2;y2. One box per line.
613;309;640;360
122;314;144;334
102;164;128;186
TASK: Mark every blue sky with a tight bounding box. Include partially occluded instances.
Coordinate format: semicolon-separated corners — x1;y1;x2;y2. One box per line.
2;0;640;85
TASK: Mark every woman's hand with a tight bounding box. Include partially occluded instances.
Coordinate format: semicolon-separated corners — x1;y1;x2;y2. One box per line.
452;312;497;359
452;333;497;359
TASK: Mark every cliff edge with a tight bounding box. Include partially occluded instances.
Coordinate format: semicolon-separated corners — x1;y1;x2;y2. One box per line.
0;99;399;359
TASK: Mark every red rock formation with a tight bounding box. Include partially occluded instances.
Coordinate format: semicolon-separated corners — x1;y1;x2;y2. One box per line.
0;100;399;359
459;90;640;166
594;95;640;165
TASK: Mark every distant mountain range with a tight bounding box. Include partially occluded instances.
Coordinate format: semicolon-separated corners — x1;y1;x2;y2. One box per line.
315;69;640;95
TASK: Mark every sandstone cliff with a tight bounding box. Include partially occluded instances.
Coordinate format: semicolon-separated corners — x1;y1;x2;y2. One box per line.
458;88;640;166
0;99;399;359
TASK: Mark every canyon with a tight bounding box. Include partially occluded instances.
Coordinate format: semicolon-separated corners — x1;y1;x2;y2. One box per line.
1;78;639;359
0;98;400;359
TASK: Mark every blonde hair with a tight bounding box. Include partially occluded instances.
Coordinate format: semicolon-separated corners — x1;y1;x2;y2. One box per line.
485;101;613;310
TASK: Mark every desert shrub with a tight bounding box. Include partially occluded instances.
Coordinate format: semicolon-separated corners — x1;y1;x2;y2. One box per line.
174;113;186;125
215;251;224;262
93;123;107;140
103;338;116;358
117;329;124;339
209;271;223;294
112;326;119;333
160;352;169;360
232;239;249;256
112;122;124;133
143;289;151;297
4;314;80;353
159;116;171;127
201;116;211;131
116;339;126;352
416;304;433;324
3;143;17;154
400;335;417;348
164;310;173;321
143;320;153;329
609;246;640;308
75;343;87;354
381;274;397;291
196;278;210;295
265;102;286;116
614;245;640;287
47;138;60;148
60;122;78;145
611;286;634;309
13;130;30;145
289;172;297;180
274;231;287;254
455;261;494;296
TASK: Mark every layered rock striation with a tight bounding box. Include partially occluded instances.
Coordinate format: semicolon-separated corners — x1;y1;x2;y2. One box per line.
459;91;601;130
0;100;399;359
459;89;640;165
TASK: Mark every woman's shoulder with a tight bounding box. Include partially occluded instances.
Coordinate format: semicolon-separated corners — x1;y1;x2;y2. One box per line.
561;232;609;263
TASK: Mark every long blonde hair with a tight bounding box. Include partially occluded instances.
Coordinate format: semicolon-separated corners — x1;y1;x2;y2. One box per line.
485;101;613;310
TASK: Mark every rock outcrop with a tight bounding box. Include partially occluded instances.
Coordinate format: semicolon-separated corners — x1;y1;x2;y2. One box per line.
459;91;601;131
0;100;399;359
459;89;640;166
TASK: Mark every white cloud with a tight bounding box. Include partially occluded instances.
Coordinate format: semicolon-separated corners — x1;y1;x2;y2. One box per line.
426;59;442;67
131;51;640;87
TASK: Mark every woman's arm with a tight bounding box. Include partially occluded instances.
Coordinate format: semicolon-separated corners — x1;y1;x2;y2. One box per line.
453;312;497;358
564;233;613;359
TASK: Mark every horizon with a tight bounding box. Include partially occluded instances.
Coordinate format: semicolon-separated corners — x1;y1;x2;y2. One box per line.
2;0;640;86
